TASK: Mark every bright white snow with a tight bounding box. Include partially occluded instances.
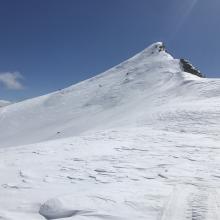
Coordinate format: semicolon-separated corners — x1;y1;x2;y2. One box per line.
0;42;220;219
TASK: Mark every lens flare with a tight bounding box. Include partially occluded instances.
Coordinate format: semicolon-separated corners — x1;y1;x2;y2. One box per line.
169;0;198;41
179;0;198;26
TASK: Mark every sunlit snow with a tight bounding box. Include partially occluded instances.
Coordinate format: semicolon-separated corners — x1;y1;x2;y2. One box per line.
1;42;220;220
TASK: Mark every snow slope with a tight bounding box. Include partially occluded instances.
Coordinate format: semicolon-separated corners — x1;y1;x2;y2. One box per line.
1;128;220;220
1;42;220;220
0;42;220;148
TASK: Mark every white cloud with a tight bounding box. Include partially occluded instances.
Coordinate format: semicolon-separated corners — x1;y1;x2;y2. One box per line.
0;72;24;90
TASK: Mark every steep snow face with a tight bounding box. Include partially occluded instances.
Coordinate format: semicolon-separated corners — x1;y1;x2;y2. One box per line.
0;42;220;148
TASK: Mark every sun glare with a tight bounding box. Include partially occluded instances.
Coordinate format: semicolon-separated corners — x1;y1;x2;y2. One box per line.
169;0;198;41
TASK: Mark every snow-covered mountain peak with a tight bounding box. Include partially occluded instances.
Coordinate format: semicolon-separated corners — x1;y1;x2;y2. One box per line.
106;42;177;79
0;42;219;148
1;42;220;220
143;42;165;53
136;42;172;59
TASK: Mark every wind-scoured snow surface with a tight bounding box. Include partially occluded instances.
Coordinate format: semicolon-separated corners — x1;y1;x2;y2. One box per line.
1;42;220;220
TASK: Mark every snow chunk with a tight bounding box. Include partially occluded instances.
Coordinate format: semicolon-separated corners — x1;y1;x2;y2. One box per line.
39;198;80;219
39;195;123;220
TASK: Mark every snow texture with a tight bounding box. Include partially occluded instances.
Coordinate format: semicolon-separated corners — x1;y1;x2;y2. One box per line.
0;42;220;220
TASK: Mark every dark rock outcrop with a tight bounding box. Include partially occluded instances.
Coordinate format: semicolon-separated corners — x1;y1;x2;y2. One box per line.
180;59;205;78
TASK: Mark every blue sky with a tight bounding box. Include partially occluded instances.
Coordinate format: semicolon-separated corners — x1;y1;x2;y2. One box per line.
0;0;220;101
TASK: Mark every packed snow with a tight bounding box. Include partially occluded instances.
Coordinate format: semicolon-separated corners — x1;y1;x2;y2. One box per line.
1;42;220;219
